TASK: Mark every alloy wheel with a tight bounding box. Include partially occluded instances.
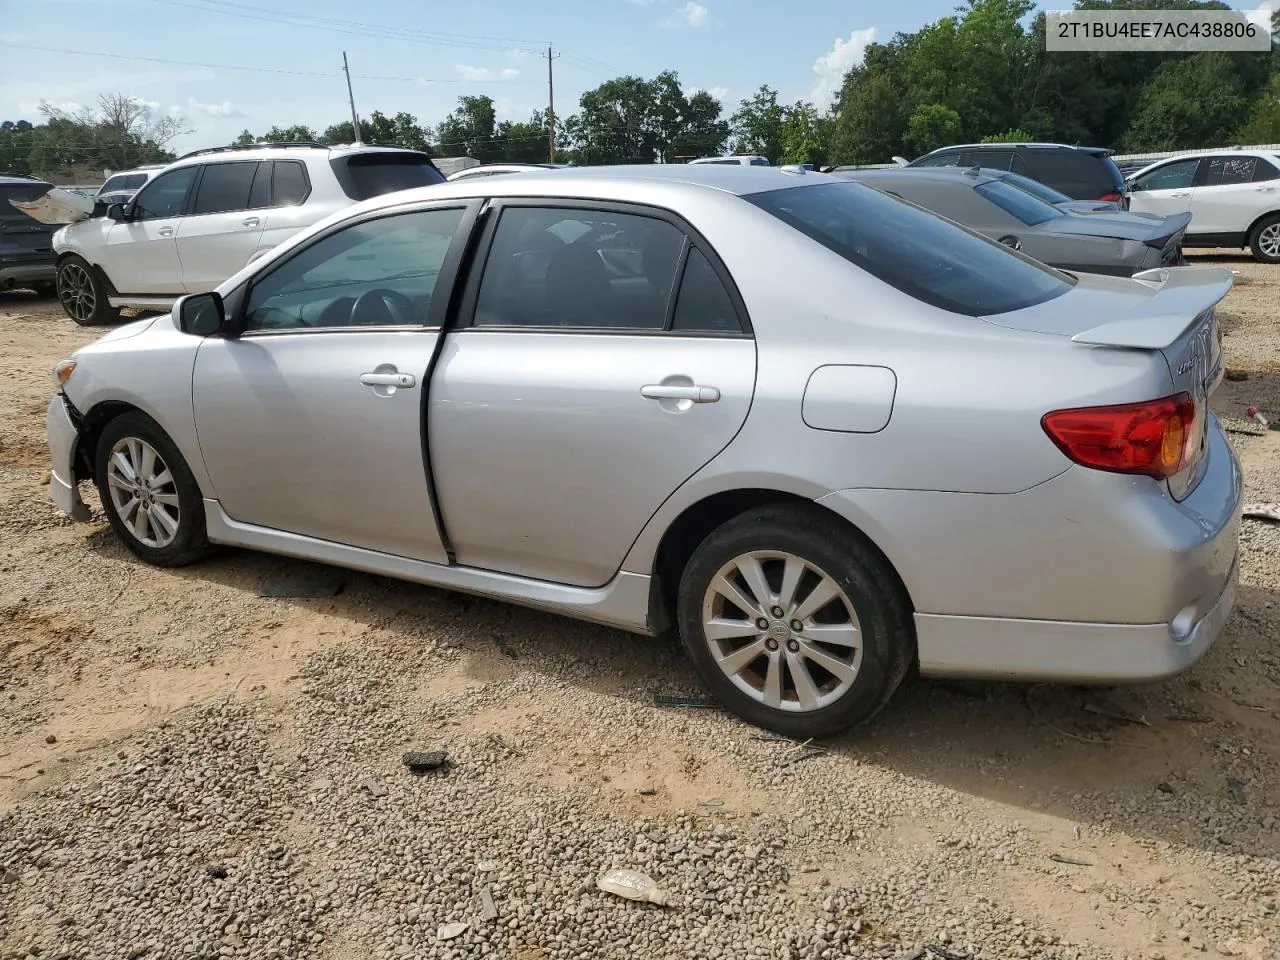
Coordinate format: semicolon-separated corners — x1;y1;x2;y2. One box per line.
58;262;96;323
700;550;863;713
106;437;181;548
1259;223;1280;260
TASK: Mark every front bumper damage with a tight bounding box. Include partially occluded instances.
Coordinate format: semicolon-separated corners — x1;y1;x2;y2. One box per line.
46;393;91;521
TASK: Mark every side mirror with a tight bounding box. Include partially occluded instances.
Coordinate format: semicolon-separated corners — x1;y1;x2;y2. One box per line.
106;202;127;222
176;291;226;337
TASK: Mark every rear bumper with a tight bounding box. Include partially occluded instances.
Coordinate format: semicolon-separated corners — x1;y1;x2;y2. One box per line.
46;394;90;521
0;256;55;287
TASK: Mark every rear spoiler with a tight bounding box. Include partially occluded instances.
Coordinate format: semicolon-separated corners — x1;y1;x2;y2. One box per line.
1071;266;1232;349
1143;211;1192;248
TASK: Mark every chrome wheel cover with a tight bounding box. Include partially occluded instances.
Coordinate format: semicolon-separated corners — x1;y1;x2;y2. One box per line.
106;437;180;548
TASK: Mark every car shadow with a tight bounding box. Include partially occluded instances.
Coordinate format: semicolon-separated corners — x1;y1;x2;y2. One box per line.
82;521;1280;861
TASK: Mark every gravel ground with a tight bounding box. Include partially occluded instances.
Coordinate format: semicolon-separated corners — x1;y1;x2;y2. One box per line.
2;252;1279;960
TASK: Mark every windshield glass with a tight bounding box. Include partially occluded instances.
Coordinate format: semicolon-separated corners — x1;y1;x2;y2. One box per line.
98;173;147;195
747;181;1072;316
974;179;1063;225
332;152;446;201
1000;172;1071;205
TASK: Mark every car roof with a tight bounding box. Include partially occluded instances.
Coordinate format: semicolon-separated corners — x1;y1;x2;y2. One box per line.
168;142;430;169
923;143;1113;156
1128;149;1280;176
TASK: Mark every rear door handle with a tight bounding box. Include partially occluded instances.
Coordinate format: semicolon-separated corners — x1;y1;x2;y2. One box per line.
158;226;174;237
641;384;720;403
360;372;416;388
1257;186;1276;193
242;216;260;227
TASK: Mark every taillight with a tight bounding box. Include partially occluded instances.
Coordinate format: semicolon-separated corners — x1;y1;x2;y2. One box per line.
1099;191;1123;204
1041;393;1197;480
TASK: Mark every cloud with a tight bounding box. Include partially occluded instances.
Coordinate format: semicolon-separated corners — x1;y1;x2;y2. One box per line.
685;84;730;103
18;99;83;118
810;26;876;106
455;64;520;81
184;98;245;118
660;2;709;29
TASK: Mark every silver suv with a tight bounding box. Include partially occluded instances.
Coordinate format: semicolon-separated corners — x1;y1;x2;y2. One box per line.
52;142;445;325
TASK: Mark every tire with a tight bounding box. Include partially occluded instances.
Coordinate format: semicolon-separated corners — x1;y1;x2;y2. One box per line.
94;412;211;567
57;254;120;326
1248;214;1280;264
676;505;914;738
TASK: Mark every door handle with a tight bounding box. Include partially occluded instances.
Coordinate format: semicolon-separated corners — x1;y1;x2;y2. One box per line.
641;384;719;403
158;226;174;237
1170;192;1190;198
242;216;260;227
1257;186;1276;193
360;372;416;388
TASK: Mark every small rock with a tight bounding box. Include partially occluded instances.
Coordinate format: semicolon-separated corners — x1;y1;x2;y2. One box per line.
480;884;499;921
437;922;468;941
45;734;57;744
359;776;388;799
206;865;228;880
1226;777;1246;804
1156;782;1174;794
402;750;448;773
0;867;18;884
790;818;811;838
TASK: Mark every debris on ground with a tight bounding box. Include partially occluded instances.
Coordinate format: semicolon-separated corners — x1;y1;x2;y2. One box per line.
1243;502;1280;522
436;922;468;941
1227;776;1247;804
488;733;524;756
359;775;388;798
596;868;670;905
205;865;228;880
1082;701;1150;727
401;750;448;773
1049;853;1093;866
1157;782;1175;794
480;884;499;921
652;693;718;709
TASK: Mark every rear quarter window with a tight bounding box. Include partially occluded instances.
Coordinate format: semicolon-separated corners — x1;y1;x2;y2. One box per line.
1028;151;1121;198
331;152;446;201
747;181;1073;317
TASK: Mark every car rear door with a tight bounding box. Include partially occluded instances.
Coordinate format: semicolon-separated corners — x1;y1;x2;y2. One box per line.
1188;155;1268;238
176;160;268;292
100;165;197;294
191;201;477;561
1127;158;1201;221
429;200;757;588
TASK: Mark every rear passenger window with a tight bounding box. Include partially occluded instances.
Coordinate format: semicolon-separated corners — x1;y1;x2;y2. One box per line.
1253;157;1280;182
473;207;684;330
1203;156;1257;186
273;161;309;206
248;162;272;208
191;162;258;215
671;249;741;333
966;150;1013;170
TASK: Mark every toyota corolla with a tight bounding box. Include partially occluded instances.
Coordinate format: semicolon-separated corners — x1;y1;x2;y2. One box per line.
45;166;1241;737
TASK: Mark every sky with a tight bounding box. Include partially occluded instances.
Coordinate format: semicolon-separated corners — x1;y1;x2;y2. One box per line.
0;0;1272;157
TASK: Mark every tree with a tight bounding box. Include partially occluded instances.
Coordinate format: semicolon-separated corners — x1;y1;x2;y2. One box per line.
1236;76;1280;144
39;93;188;170
730;86;786;163
495;109;559;163
669;90;730;160
981;129;1033;143
779;103;828;166
1124;53;1253;151
434;96;499;161
568;76;660;164
905;103;962;155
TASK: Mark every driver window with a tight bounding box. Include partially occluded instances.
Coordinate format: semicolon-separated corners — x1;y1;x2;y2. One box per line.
243;207;465;332
131;166;198;221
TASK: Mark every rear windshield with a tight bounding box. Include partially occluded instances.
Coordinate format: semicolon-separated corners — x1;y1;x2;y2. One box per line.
974;179;1063;225
1030;150;1124;197
0;181;54;225
330;152;445;201
747;181;1073;316
1000;171;1071;205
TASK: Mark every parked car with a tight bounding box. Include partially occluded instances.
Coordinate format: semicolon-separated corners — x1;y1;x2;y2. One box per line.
447;162;570;181
45;166;1239;738
41;141;446;326
838;167;1187;275
907;143;1129;206
0;174;57;294
93;164;166;213
689;155;769;166
1126;150;1280;262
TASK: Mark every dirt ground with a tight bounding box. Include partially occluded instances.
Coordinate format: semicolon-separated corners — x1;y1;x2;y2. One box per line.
1;252;1279;960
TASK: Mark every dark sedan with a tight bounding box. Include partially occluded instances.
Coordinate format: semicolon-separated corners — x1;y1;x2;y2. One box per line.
837;167;1187;276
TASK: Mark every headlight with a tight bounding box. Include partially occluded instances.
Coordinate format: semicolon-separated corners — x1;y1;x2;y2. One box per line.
53;358;77;388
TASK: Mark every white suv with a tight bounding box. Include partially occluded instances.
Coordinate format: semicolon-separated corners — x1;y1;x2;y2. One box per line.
1127;149;1280;262
53;142;446;325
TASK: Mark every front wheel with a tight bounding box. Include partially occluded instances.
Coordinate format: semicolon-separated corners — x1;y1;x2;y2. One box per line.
94;412;212;567
57;255;120;326
676;505;915;738
1249;214;1280;264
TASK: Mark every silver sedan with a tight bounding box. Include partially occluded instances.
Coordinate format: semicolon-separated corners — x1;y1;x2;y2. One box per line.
45;166;1241;737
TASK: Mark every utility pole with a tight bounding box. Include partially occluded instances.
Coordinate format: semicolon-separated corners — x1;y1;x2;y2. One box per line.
546;45;558;162
342;51;362;144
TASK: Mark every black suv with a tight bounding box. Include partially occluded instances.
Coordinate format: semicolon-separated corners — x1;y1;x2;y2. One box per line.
0;174;57;294
906;143;1128;206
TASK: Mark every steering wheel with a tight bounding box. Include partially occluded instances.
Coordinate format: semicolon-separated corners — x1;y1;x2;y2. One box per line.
350;288;417;326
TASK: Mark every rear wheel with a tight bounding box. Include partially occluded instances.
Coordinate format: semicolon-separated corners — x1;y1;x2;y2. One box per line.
94;413;211;567
57;255;120;326
1249;214;1280;264
676;505;914;738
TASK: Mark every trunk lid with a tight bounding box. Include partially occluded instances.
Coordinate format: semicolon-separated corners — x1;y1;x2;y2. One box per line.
983;265;1231;499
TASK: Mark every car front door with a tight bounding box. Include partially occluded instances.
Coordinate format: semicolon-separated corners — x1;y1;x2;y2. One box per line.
100;165;198;294
1127;158;1201;221
429;202;757;587
1188;155;1267;238
176;160;268;292
191;202;476;562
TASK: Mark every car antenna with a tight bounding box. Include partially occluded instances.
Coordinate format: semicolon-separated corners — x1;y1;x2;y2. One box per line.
965;165;982;177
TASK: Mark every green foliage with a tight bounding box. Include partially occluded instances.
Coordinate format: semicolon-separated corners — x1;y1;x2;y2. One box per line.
981;129;1033;143
1124;53;1253;151
905;103;962;155
1235;76;1280;145
566;71;727;164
